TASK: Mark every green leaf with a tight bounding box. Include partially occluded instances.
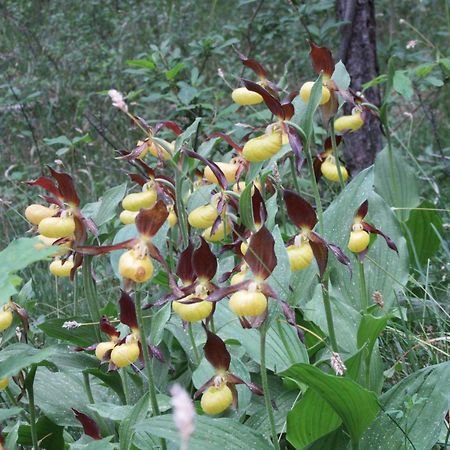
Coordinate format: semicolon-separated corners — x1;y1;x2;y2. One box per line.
70;437;115;450
84;368;126;404
165;62;186;80
149;302;171;345
282;363;379;443
0;344;58;378
18;416;64;450
287;389;341;449
357;314;391;359
126;59;156;70
393;70;413;99
44;135;72;146
300;74;323;144
176;117;202;150
178;82;198;105
119;394;149;450
93;182;127;227
267;226;291;303
405;202;444;266
361;362;450;449
374;147;420;222
134;415;273;450
332;61;350;90
87;403;132;421
38;317;98;347
0;407;22;421
0;237;58;304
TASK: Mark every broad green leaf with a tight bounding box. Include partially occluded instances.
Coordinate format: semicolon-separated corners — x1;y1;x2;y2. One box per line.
126;59;156;70
239;182;254;230
93;182;127;227
0;344;58;378
165;62;185;80
176;116;201;151
393;70;413;99
405;202;444;266
38;317;98;347
332;61;351;90
149;302;171;345
282;363;379;443
374;147;420;222
299;74;323;144
70;437;115;450
44;135;72;146
134;415;273;450
357;314;391;359
0;237;58;304
267;226;291;303
287;389;341;449
17;416;64;450
361;362;450;449
0;407;22;421
87;403;132;421
84;368;126;405
120;394;150;450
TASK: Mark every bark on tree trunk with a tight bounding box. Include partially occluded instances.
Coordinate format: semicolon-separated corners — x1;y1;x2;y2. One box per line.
336;0;383;173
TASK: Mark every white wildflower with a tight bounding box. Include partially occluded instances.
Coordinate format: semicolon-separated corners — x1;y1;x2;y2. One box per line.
108;89;128;113
331;352;347;376
62;320;81;329
170;384;195;450
406;40;417;49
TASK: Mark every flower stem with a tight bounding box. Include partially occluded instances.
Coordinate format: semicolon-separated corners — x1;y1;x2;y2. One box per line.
330;120;346;191
187;322;200;365
134;288;167;450
289;155;301;194
25;365;39;450
321;281;339;352
260;324;280;450
358;260;368;313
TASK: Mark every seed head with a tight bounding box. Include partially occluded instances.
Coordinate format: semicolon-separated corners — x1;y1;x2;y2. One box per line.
372;291;384;308
62;320;81;329
108;89;128;113
331;352;346;376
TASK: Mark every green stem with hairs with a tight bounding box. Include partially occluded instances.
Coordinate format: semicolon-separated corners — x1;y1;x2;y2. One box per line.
330;119;346;190
187;322;200;365
260;322;280;450
321;281;339;352
134;288;166;450
358;259;368;313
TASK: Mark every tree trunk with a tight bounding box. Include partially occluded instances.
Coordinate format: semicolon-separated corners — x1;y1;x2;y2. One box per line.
336;0;383;173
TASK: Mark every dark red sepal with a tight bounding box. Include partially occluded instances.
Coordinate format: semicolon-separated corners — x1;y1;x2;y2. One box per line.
227;373;264;396
280;301;304;341
206;280;251;303
363;223;398;253
309;41;335;77
27;176;62;200
135;201;169;238
193;376;215;399
324;136;342;151
242;79;285;119
210;132;243;153
238;52;268;79
244;226;277;280
193;238;217;281
252;187;267;227
283;190;317;230
183;149;228;190
281;103;295;121
309;235;328;280
48;167;80;206
286;125;304;171
154;120;183;136
75;239;136;255
176;242;196;284
149;344;165;362
119;290;138;330
100;316;120;339
326;241;352;273
356;200;369;221
72;409;101;440
129;173;148;187
202;324;231;371
120;140;149;160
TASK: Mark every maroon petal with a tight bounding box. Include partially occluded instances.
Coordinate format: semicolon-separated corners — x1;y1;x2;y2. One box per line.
280;301;304;341
252;187;267;228
193;376;215;399
154;120;183;136
120;141;150;160
242;79;285;119
72;409;101;440
183;149;228;189
129;173;148;187
119;290;138;330
206;280;251;302
323;136;342;151
75;239;136;255
327;242;352;273
82;216;98;237
281;102;295;121
313;155;324;182
202;325;231;371
363;222;398;253
227;373;264;396
27;176;62;199
149;344;165;362
244;226;277;280
135;201;169;238
100;316;120;339
309;235;328;280
48;167;80;206
283;190;317;230
356;200;369;221
309;41;335;77
193;238;217;281
238;52;268;79
210;132;243;153
286;125;304;171
320;87;339;126
176;242;196;284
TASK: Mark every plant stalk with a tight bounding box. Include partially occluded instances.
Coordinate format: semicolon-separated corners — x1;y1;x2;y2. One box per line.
260;323;280;450
26;366;39;450
289;155;301;194
82;256;101;341
187;322;200;365
304;142;324;235
321;281;339;352
134;288;166;450
358;260;368;313
330;119;346;190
